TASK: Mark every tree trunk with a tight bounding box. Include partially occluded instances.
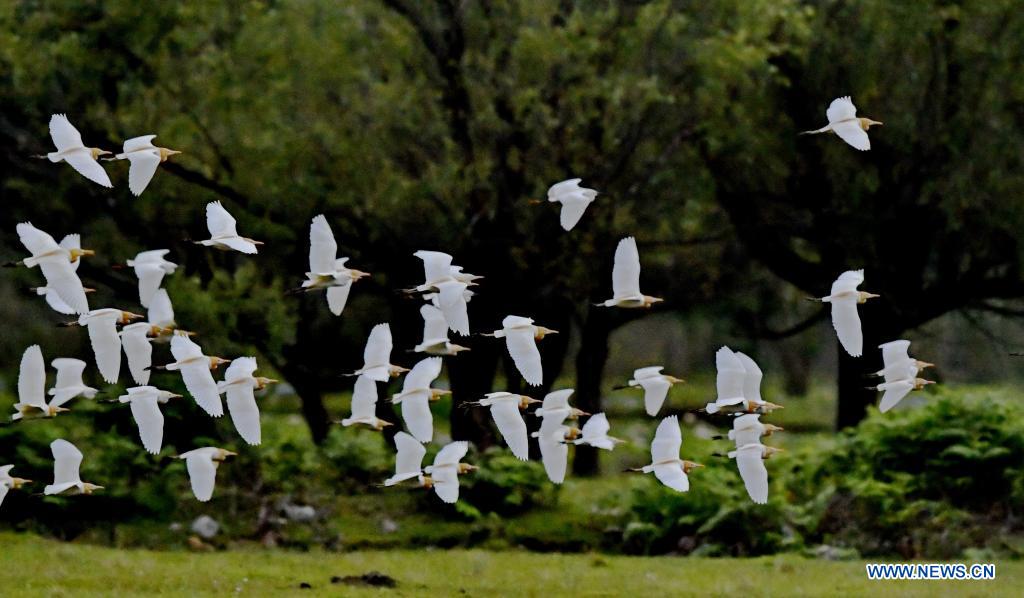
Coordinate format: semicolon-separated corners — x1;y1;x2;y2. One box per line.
572;308;614;475
287;370;331;444
448;341;499;447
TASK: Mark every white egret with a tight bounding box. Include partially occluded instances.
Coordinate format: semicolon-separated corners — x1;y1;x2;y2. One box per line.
533;389;587;422
44;439;103;495
631;415;703;492
811;270;879;357
299;215;370;316
1;465;32;508
728;414;784;448
391;357;446;443
703;347;748;414
27;233;93;315
532;424;579;484
573;413;624;450
340;375;392;430
12;345;67;420
40;114;112;187
353;323;408;381
126;249;177;307
112;135;181;196
869;377;935;413
119;322;154;385
117;386;181;454
728;443;784;504
624;367;683;416
16;222;91;314
410;251;480;292
600;237;662;308
421;441;475;504
800;96;882;151
166;332;229;417
734;351;784;413
467;392;539;460
414;304;470;355
873;340;934;382
218;357;278;446
196;201;262;254
384;432;427;486
546;178;598;231
147;288;179;338
75;308;142;384
48;358;98;408
484;315;558;386
179;447;236;502
430;279;471;336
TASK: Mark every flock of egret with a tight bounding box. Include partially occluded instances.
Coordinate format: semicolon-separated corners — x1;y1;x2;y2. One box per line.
1;98;935;512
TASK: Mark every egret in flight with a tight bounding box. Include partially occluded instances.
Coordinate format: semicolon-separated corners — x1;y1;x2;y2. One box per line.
600;237;662;308
44;439;103;495
467;392;539;460
40;114;112;187
623;366;684;416
532;389;585;484
573;413;624;450
631;415;703;492
180;447;236;502
546;178;598;231
533;389;587;422
868;377;935;413
340;375;392;430
12;345;67;420
391;357;447;443
147;289;180;339
1;465;32;508
165;332;229;417
197;201;262;254
298;215;370;316
728;443;784;504
484;315;558;386
117;386;181;454
810;269;879;357
219;357;278;446
728;414;783;448
734;352;783;413
414;305;469;355
120;322;155;385
800;96;882;151
16;223;92;314
25;233;93;315
126;249;177;307
74;308;143;384
872;340;934;382
421;441;475;504
410;251;477;335
112;135;181;196
704;347;748;414
48;358;98;408
353;323;408;381
384;432;427;487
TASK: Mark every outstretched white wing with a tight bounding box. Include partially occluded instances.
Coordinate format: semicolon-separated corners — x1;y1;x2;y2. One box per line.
638;377;671;416
826;96;857;123
130;395;164;454
121;327;153;386
420;304;449;343
505;327;542;386
831;120;870;151
430;465;460;504
490;400;529;460
205;201;239;237
362;323;393;370
133;262;168;308
612;237;642;299
180;362;223;417
653;463;689;492
650;415;681;464
148;289;175;328
537;427;569;484
432;441;469;468
348;375;378;419
880;340;911;368
49;114;84;152
734;352;763;404
326;283;352;316
385;432;426;485
308;215;338;274
399;390;433;443
18;345;47;408
557;191;593;231
736;445;769;504
226;384;261;446
830;297;863;357
39;257;89;314
126;149;162;196
86;316;122;384
63;150;113;188
878;381;914;413
414;250;453;285
51;439;83;486
185;454;218;502
715;347;747;404
402;357;443;393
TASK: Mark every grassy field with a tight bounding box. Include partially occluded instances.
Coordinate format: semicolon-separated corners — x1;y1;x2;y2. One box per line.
3;532;1021;597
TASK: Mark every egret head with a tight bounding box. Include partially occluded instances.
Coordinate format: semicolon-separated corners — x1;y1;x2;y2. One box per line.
420;475;434;489
69;248;96;262
349;269;372;281
81;482;104;494
759;401;785;413
764;424;785;435
120;311;145;323
763;446;786;459
429;389;452;401
518;395;541;409
682;460;704;474
447;343;471;354
388;365;411;377
255;377;279;390
83;287;97;294
457;463;478;474
374;419;395;431
569;407;591;419
859;118;883;130
10;477;31;489
47;406;70;417
89;148;112;159
215;449;238;461
564;426;582;441
158;147;182;161
857;291;880;303
913;378;936;390
209;356;232;370
643;295;664;308
534;327;559;340
915;360;935;370
665;375;685;384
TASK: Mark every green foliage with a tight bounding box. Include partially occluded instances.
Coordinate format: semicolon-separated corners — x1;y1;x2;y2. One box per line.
457;447;557;518
317;427;392;488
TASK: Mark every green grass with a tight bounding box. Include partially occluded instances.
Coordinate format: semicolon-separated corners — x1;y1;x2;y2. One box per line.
3;532;1021;597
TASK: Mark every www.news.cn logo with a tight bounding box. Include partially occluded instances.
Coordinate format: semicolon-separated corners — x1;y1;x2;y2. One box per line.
866;563;995;580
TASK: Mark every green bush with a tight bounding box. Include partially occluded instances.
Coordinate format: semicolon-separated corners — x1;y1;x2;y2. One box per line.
455;447;558;518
